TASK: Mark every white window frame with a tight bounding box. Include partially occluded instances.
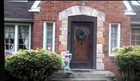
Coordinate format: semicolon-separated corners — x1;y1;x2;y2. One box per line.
130;26;140;45
43;21;55;52
109;23;121;56
4;23;31;53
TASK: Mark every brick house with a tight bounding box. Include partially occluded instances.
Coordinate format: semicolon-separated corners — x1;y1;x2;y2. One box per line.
4;1;140;76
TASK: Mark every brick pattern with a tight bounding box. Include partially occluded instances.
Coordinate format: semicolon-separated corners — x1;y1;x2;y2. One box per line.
32;1;131;77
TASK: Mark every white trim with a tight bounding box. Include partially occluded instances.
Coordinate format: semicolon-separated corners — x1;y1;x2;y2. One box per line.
28;8;40;13
125;12;136;15
131;21;140;25
109;24;111;56
4;23;32;52
15;25;18;52
31;1;41;8
29;25;31;50
28;1;41;12
52;22;55;52
132;1;140;6
123;1;133;11
4;18;33;22
43;21;47;50
109;23;121;56
43;21;55;52
123;1;136;16
118;24;121;49
5;23;31;25
131;26;140;28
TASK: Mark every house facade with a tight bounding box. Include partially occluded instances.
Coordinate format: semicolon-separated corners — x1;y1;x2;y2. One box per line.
4;1;140;76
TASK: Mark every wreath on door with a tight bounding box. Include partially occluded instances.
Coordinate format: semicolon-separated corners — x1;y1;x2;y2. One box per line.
75;28;89;44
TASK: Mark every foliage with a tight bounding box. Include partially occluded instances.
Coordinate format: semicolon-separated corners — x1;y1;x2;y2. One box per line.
5;49;63;81
115;46;140;81
75;28;89;44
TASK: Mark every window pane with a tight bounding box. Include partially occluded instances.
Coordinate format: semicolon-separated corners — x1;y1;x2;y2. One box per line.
131;41;135;45
131;35;135;40
47;31;53;38
131;29;136;34
111;25;118;32
131;28;140;46
135;30;140;35
47;23;53;30
18;25;29;50
136;41;140;45
111;40;117;46
110;24;118;54
4;25;15;51
47;44;52;50
47;38;52;45
111;33;117;39
136;35;140;40
46;23;53;51
46;38;53;50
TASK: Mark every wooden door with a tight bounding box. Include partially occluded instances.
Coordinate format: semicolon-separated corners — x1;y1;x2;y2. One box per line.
68;15;97;69
70;22;93;69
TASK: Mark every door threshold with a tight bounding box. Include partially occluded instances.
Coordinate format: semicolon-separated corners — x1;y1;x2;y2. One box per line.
71;69;95;72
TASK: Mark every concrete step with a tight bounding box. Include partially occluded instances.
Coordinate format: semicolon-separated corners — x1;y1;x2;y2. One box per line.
51;78;107;81
50;70;115;81
51;77;114;81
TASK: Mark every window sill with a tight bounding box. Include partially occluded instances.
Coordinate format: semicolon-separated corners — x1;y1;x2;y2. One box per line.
12;52;18;54
109;54;115;59
109;56;115;59
109;54;115;57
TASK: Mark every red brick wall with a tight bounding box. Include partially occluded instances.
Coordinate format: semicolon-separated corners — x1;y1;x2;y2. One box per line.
32;1;131;77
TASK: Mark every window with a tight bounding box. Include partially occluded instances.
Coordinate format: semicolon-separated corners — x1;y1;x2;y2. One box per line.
18;25;30;50
109;23;121;56
5;25;15;51
4;24;31;52
43;22;55;52
131;28;140;46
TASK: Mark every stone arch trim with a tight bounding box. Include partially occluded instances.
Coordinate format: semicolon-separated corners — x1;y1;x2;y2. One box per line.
59;6;105;22
59;5;105;70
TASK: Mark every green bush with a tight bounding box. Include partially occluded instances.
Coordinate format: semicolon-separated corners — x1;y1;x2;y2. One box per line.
5;49;63;81
115;46;140;81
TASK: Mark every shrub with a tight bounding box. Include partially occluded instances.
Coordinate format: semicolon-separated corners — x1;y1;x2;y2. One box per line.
115;46;140;81
5;50;16;81
4;50;12;57
5;49;63;81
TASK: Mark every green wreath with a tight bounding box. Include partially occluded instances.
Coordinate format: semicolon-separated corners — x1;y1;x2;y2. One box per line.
75;29;89;44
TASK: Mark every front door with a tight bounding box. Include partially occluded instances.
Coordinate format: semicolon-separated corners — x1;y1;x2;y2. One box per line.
68;15;97;69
